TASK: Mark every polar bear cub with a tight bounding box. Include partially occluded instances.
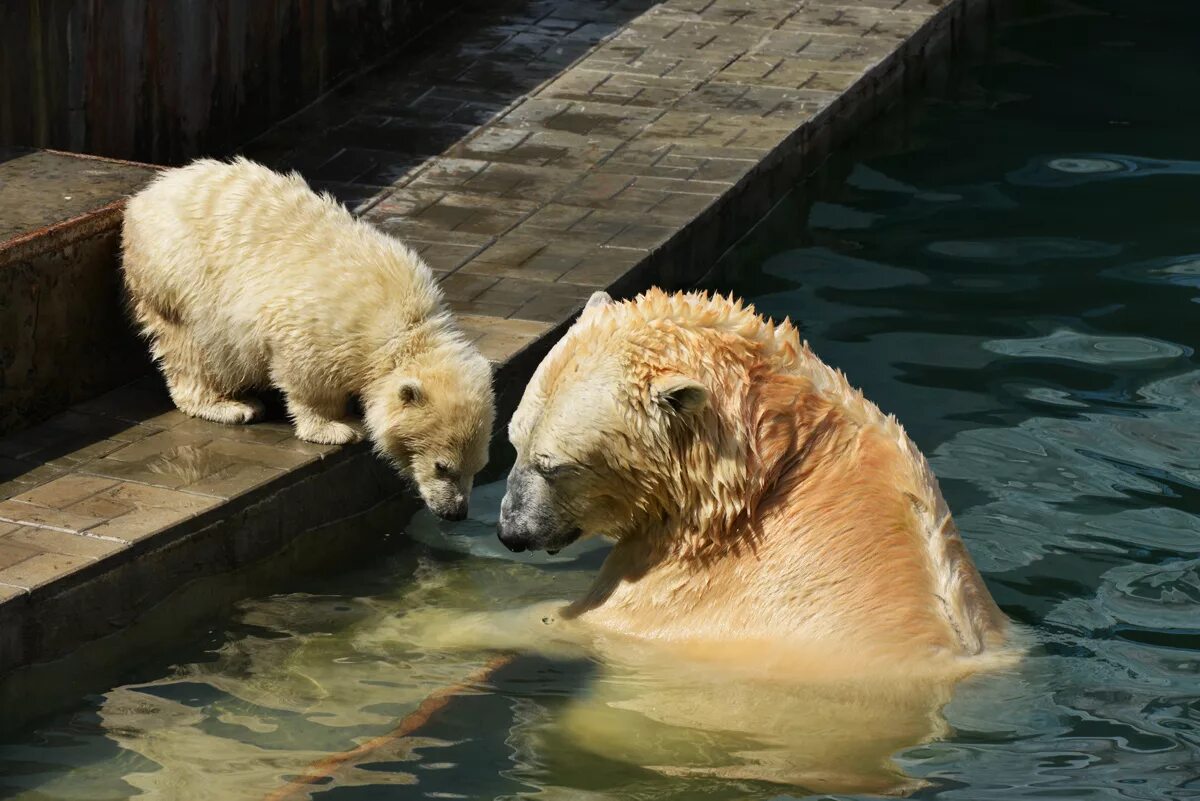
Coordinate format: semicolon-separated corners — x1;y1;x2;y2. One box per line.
121;158;494;520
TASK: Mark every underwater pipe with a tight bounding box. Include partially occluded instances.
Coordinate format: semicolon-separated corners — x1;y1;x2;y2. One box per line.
262;653;516;801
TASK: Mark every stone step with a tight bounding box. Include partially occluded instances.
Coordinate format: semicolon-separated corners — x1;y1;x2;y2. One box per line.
0;148;159;436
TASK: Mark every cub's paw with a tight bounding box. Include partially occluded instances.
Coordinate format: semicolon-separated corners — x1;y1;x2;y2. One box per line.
190;398;264;425
295;418;364;445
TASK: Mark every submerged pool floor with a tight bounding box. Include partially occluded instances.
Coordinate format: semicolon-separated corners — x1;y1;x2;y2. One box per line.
4;0;1200;798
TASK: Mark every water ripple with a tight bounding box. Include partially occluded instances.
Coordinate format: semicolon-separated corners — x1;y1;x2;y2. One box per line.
1008;153;1200;188
983;328;1187;367
928;237;1121;264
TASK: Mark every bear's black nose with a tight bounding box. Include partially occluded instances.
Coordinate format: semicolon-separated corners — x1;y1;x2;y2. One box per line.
437;501;468;522
497;523;529;553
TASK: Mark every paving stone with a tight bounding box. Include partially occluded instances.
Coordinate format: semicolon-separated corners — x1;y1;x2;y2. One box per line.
460;234;593;282
556;247;649;287
0;541;38;571
520;203;595;231
542;69;699;108
202;438;319;471
458;316;555;363
0;411;153;462
0;552;93;592
511;293;593;324
557;173;637;207
82;430;321;497
38;439;141;470
179;463;288;500
309;181;392;214
420;242;486;272
72;378;185;428
752;30;899;63
439;272;502;302
448;298;524;318
0;459;66;502
651;191;717;220
102;430;214;465
396;158;488;191
628;175;732;197
476;277;593;309
371;217;496;250
0;499;107;534
664;0;800;29
456;314;553;339
413;192;539;236
75;483;222;543
779;7;933;39
10;475;119;510
607;222;675;250
375;88;510;128
169;418;293;447
2;526;125;561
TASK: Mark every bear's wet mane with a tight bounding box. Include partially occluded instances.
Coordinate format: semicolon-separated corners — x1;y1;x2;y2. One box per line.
607;288;896;430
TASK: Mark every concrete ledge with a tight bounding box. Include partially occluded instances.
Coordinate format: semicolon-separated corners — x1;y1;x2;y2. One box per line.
0;0;993;731
0;149;158;436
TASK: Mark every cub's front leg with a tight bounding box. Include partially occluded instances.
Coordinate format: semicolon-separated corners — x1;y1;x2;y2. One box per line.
283;390;364;445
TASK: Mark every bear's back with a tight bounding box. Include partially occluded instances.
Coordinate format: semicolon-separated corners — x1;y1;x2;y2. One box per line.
123;158;439;334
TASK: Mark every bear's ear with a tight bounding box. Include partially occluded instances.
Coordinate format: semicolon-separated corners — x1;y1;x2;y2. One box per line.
397;378;425;406
651;375;709;415
585;291;614;311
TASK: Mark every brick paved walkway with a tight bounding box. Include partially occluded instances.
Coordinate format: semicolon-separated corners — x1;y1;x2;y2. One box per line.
243;0;944;352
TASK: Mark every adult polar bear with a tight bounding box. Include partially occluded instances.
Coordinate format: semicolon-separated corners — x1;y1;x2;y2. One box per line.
498;288;1011;675
407;288;1017;794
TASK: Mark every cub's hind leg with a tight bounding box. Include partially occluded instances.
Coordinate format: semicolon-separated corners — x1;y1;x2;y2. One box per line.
131;294;264;425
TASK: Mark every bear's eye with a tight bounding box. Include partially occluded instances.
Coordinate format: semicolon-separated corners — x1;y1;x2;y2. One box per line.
535;459;581;480
434;461;457;479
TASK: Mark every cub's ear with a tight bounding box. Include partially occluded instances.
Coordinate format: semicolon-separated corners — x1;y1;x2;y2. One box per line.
397;377;425;405
651;375;709;415
585;291;614;311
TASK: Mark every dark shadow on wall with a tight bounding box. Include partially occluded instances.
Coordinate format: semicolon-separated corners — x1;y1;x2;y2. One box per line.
235;0;662;208
0;0;466;164
0;0;660;167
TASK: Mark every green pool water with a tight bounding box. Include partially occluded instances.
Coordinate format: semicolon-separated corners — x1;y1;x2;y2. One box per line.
3;0;1199;798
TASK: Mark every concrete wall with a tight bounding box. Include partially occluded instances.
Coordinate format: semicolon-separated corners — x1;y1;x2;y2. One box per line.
0;0;458;164
0;205;151;437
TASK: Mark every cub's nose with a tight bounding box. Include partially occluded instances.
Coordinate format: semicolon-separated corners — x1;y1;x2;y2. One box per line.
497;520;529;553
437;499;468;522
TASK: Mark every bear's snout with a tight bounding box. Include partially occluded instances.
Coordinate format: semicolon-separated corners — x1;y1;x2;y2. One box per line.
497;475;535;551
499;465;584;553
438;499;468;522
497;519;530;553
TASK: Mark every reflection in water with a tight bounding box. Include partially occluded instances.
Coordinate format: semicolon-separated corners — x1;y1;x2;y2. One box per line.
5;0;1200;798
981;328;1187;367
926;237;1121;264
1104;253;1200;291
84;522;987;798
1009;153;1200;188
